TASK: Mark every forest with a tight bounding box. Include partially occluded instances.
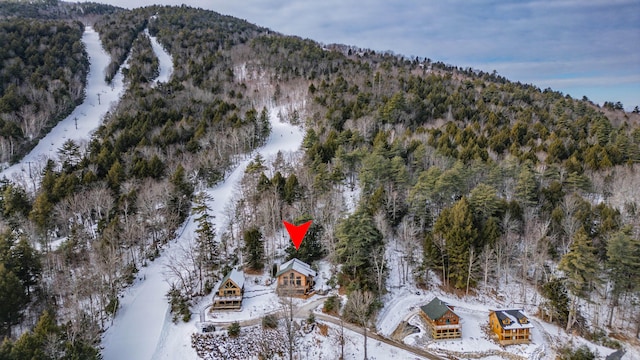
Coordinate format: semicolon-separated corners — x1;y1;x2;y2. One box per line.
0;1;639;359
0;1;118;165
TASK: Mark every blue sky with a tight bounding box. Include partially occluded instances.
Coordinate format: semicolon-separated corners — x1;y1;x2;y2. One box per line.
79;0;640;110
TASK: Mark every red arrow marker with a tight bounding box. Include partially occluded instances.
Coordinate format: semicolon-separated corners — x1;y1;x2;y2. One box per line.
283;220;312;250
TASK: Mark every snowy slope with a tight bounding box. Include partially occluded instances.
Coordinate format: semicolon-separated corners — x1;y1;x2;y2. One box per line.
101;104;305;360
145;28;173;86
0;27;126;189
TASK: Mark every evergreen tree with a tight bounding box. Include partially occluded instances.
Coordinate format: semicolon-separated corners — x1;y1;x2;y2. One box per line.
541;277;570;326
515;163;538;207
170;164;193;221
559;228;600;331
468;183;501;222
285;215;324;263
1;183;31;221
29;192;53;240
335;210;383;290
259;106;271;141
7;237;40;295
283;174;301;204
192;192;218;294
433;197;478;289
106;160;125;193
58;139;82;172
243;227;264;271
606;227;640;327
0;264;27;337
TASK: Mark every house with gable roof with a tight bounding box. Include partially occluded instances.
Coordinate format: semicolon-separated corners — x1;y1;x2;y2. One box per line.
489;309;533;345
211;267;245;310
276;258;316;297
419;297;462;339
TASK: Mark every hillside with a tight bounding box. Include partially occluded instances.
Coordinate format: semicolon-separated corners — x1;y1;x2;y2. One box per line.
0;2;639;359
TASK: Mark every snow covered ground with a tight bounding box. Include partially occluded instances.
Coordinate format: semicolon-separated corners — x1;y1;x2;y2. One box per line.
0;27;126;189
101;104;305;360
377;276;622;360
145;28;173;86
204;273;280;324
4;22;630;360
193;312;430;360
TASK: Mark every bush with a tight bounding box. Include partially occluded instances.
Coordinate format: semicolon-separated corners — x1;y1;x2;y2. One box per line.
105;297;119;316
262;314;278;329
123;262;138;285
204;279;213;295
558;345;597;360
228;321;240;337
167;287;191;323
307;311;315;324
323;295;340;315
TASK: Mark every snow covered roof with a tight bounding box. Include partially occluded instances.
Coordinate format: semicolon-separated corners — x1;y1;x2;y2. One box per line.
491;309;533;330
276;258;316;278
420;297;458;321
221;267;245;289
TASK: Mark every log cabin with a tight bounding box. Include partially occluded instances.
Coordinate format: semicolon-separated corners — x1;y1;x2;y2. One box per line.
276;258;316;297
419;297;462;339
489;309;533;345
211;268;245;310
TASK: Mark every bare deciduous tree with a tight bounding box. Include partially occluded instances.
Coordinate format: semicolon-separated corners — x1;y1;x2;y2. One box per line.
279;296;297;360
345;290;375;360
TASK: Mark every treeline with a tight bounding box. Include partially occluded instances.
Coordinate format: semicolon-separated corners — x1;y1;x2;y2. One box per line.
0;19;88;164
0;0;117;21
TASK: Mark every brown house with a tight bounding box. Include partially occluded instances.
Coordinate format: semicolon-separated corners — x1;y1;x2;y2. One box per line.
211;268;245;310
489;309;533;345
419;297;462;339
276;258;316;297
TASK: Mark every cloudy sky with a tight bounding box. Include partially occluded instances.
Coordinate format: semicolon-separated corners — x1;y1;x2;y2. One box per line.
80;0;640;110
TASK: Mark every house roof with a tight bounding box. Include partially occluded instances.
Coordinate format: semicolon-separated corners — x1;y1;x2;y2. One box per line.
276;258;316;278
221;267;245;289
491;309;534;330
420;297;458;321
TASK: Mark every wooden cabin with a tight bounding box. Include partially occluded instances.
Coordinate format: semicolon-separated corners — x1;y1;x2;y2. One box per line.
489;309;533;345
212;268;245;310
419;297;462;339
276;258;316;297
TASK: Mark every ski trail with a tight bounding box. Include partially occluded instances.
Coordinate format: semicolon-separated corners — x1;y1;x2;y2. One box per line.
103;102;304;360
0;27;126;190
